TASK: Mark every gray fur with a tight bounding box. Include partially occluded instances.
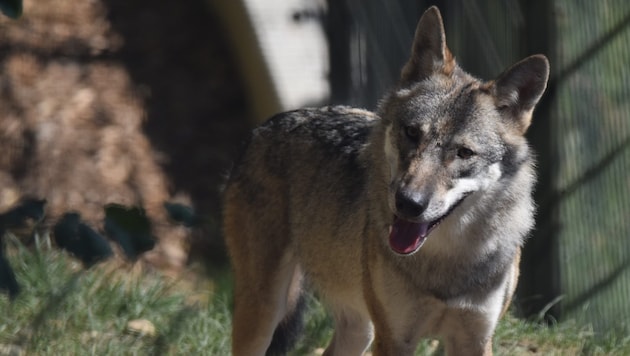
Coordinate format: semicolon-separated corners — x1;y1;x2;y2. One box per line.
223;6;549;356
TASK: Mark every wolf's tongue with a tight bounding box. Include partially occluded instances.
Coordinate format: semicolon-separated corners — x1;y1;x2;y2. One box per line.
389;218;430;255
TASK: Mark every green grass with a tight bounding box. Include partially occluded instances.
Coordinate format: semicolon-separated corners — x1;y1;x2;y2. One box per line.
0;234;232;355
1;234;629;355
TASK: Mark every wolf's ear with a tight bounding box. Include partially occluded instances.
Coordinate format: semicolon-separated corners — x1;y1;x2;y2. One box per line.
400;6;455;86
491;55;550;134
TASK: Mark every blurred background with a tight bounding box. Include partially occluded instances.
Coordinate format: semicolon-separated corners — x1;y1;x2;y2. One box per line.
0;0;628;339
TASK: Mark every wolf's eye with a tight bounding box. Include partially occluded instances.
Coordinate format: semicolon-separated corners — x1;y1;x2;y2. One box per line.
457;147;475;159
404;126;420;142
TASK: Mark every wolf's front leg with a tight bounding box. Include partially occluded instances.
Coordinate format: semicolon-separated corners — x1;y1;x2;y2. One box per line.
322;305;374;356
371;278;430;356
435;303;500;356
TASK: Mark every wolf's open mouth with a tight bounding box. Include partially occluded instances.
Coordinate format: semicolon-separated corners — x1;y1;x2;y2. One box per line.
388;196;469;255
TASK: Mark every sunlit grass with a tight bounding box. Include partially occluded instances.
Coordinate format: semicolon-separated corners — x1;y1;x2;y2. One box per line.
1;234;629;355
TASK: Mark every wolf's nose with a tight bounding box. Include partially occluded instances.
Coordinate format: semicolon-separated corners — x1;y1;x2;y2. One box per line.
395;190;427;219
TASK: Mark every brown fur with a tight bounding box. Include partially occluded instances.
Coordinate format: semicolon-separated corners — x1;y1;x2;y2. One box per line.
224;6;549;356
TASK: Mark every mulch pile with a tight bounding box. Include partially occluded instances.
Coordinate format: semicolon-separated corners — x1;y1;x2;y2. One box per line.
0;0;250;272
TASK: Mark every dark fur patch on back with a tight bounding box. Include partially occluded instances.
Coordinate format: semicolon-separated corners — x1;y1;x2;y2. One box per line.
261;107;374;203
226;106;376;213
302;109;372;203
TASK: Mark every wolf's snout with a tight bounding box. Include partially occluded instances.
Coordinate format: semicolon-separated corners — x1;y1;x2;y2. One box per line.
395;190;427;219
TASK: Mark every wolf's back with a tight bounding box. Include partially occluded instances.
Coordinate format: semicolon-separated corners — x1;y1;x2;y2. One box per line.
226;106;378;210
223;106;378;355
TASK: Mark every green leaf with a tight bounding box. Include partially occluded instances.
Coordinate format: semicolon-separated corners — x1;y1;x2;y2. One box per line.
164;202;199;227
0;0;23;19
53;212;113;267
0;250;19;299
104;204;155;260
0;198;46;230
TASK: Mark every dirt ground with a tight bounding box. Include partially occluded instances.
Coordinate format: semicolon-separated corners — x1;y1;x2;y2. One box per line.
0;0;251;272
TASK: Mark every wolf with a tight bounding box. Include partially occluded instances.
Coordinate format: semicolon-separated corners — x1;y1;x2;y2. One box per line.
223;6;549;356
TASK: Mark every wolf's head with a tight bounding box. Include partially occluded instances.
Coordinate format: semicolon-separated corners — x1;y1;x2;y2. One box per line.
377;7;549;255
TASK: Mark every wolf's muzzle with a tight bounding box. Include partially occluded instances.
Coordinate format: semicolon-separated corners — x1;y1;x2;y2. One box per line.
394;189;428;220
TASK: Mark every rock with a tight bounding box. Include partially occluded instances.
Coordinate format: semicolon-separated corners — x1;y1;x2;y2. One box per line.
125;319;156;338
0;344;25;356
